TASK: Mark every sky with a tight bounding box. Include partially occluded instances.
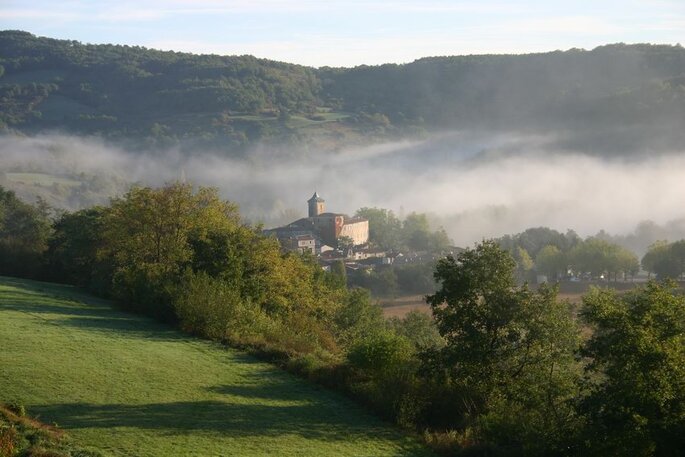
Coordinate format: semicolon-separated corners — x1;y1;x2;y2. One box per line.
1;0;684;67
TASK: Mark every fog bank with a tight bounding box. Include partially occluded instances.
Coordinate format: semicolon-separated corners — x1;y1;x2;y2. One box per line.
2;132;685;247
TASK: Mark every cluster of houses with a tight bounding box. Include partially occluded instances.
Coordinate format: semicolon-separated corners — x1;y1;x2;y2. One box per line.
265;192;409;272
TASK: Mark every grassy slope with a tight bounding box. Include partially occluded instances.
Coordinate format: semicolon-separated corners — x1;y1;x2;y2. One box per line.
0;276;433;457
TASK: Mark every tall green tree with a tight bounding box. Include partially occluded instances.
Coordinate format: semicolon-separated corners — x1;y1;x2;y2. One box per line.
642;240;671;279
0;186;52;277
570;237;638;281
580;282;685;456
641;240;685;280
47;206;110;290
355;207;402;250
425;240;581;452
513;246;534;283
101;183;239;318
535;244;566;281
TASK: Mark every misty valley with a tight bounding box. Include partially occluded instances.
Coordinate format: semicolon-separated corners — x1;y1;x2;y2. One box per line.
2;29;685;457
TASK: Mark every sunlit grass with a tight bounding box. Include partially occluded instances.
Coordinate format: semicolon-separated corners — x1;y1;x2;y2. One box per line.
0;276;432;457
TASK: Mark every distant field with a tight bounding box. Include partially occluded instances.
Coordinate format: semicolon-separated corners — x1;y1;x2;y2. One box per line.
6;172;83;188
0;276;433;457
380;295;430;318
380;281;661;318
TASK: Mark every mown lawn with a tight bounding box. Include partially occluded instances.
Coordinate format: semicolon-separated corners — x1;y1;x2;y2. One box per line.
0;276;433;457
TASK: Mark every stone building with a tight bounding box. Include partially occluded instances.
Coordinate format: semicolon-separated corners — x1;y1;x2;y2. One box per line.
267;192;369;250
303;192;369;246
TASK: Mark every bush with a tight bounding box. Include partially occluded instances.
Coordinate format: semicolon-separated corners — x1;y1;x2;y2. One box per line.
174;271;268;343
6;402;25;418
388;310;444;351
333;288;384;347
0;425;17;457
348;329;413;377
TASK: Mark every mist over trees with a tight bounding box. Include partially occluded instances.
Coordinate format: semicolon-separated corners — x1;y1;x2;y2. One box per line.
641;240;685;279
497;227;641;283
2;28;685;456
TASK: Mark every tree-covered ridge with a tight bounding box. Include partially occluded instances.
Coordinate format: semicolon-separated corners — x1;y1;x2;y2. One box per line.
322;43;685;128
2;30;685;153
0;30;325;149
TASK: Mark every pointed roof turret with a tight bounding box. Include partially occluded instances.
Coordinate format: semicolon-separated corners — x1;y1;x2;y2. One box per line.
308;192;324;202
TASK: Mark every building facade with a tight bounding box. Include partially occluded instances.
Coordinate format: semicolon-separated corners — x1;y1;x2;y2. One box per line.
266;192;369;250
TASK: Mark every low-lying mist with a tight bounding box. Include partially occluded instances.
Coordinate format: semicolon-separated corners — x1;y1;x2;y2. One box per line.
2;132;685;249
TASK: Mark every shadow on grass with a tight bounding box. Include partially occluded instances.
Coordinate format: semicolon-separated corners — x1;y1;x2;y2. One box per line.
0;276;107;305
55;315;190;342
207;375;330;403
31;398;429;455
0;277;187;342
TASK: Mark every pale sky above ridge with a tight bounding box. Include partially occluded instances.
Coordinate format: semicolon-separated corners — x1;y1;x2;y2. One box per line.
1;0;684;67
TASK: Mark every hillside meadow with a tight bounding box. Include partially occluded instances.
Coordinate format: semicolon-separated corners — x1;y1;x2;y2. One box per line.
0;276;433;457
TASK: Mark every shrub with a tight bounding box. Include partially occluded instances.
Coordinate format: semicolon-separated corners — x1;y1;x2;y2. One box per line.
6;402;25;417
348;329;413;377
174;271;268;343
0;425;17;457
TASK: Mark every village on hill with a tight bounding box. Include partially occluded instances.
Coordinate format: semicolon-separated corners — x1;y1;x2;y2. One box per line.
265;192;458;275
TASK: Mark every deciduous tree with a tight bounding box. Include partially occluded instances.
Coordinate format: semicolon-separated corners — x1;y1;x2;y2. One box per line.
580;282;685;455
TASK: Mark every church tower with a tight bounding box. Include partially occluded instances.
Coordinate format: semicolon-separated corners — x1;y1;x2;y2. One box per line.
308;192;325;217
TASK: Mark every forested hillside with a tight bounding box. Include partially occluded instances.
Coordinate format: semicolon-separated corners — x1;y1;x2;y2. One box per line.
2;30;685;154
323;45;685;126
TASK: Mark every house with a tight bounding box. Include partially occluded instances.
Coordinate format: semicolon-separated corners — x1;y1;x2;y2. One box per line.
283;234;316;255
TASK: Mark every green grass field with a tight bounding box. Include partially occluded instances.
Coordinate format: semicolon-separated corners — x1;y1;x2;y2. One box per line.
0;276;433;457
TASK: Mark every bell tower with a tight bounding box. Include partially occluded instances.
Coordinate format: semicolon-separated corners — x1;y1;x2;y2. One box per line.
307;192;325;217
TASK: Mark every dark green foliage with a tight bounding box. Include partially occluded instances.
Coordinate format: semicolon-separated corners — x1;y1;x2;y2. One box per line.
0;186;51;278
0;31;322;149
388;310;443;352
348;330;413;377
329;259;347;288
355;207;452;253
3;31;685;152
535;245;566;281
499;227;640;283
348;266;398;297
569;237;640;281
348;263;437;297
174;271;268;343
580;283;685;456
355;208;403;250
46;207;110;290
499;227;581;263
394;262;437;295
641;239;685;279
334;288;384;347
426;241;582;453
322;44;685;134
